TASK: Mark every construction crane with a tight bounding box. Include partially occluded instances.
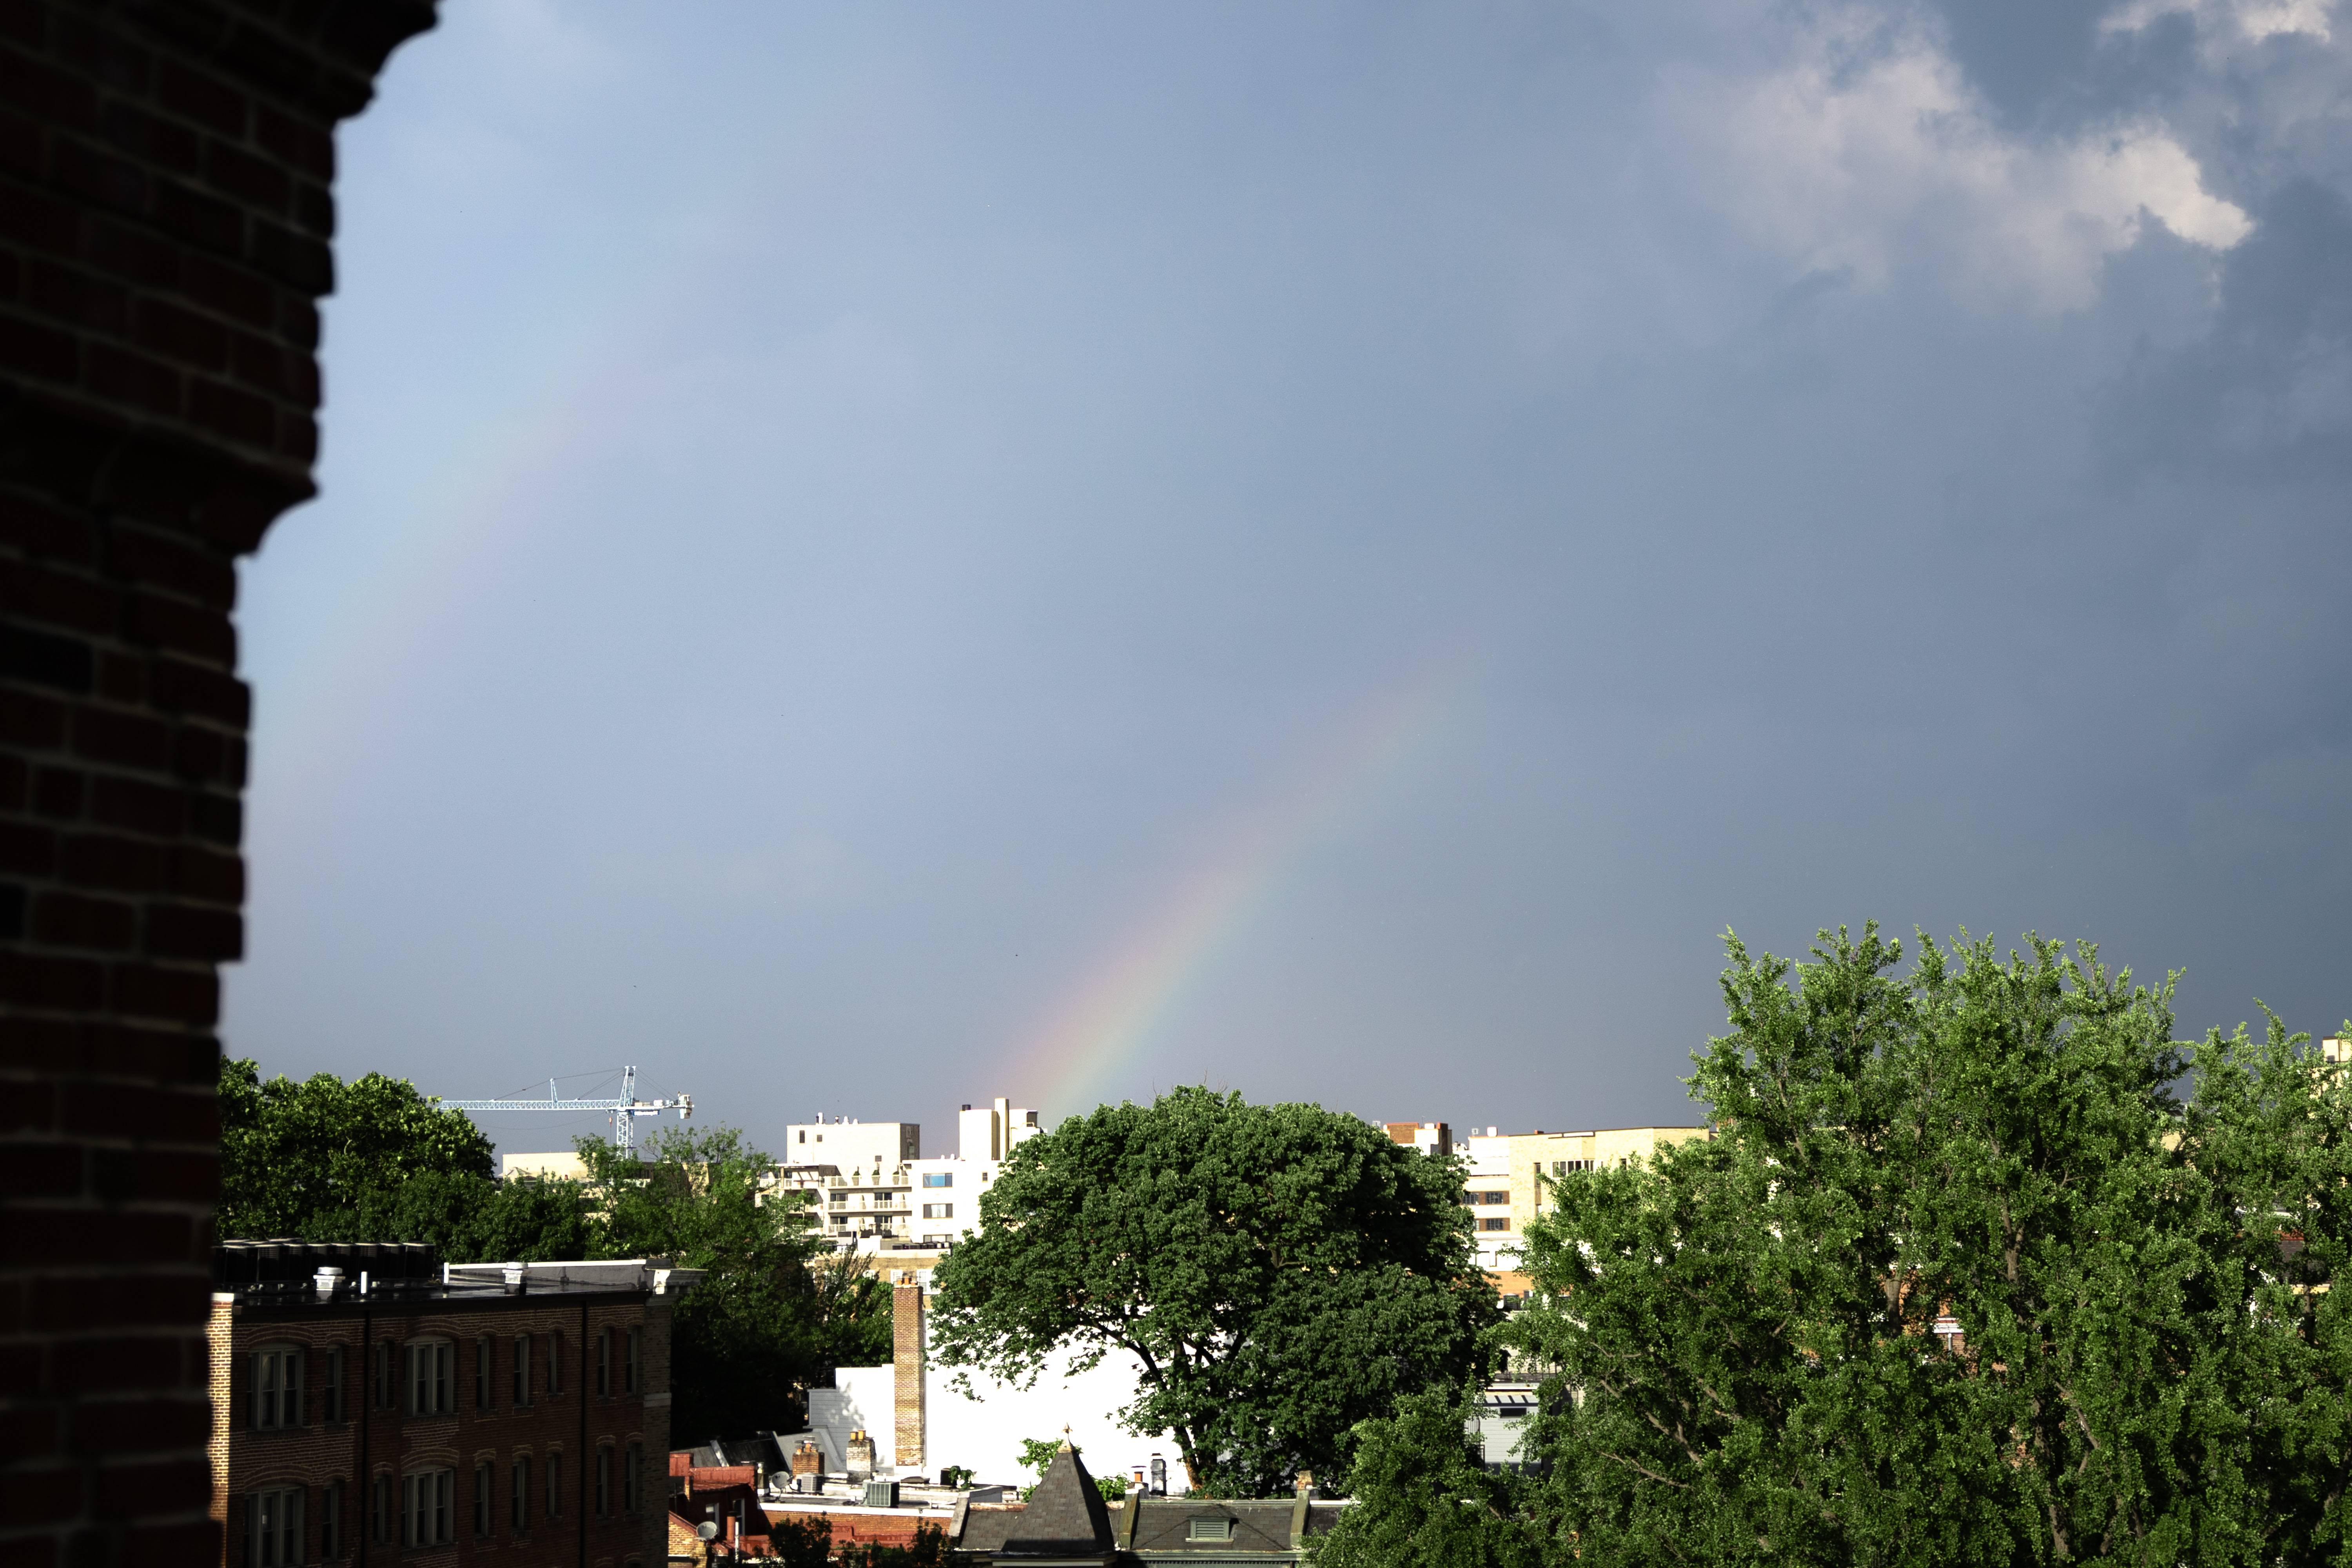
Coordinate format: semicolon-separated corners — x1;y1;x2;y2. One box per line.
436;1066;692;1156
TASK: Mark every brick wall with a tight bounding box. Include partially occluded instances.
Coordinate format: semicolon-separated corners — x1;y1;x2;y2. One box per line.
207;1289;663;1566
892;1283;923;1472
0;4;435;1566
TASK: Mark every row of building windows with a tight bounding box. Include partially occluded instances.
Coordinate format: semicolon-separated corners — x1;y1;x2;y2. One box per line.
250;1329;642;1430
238;1445;644;1565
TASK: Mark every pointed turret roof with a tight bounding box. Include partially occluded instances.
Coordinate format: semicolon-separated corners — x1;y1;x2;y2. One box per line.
1001;1441;1116;1559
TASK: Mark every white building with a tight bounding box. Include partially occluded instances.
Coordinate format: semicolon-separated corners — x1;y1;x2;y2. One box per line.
904;1096;1043;1249
770;1097;1044;1258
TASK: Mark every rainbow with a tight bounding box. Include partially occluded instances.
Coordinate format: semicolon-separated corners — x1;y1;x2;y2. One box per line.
1004;658;1468;1119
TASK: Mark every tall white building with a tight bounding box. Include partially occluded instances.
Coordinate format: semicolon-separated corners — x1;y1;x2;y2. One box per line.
775;1116;924;1249
771;1098;1043;1256
907;1096;1044;1249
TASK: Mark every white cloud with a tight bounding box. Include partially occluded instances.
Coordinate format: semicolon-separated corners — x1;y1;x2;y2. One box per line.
2103;0;2336;45
1659;8;2253;309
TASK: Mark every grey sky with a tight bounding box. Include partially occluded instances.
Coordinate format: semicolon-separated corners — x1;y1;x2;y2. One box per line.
223;0;2352;1161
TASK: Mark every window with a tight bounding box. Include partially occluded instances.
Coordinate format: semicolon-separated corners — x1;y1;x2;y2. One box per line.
549;1332;564;1395
511;1457;529;1531
921;1172;951;1187
324;1347;343;1424
321;1480;341;1560
921;1203;951;1219
922;1234;950;1247
475;1462;494;1536
251;1345;302;1430
406;1339;452;1416
372;1343;394;1410
624;1327;641;1395
624;1442;642;1514
546;1452;563;1518
245;1485;303;1566
1498;1405;1529;1420
597;1328;611;1396
1461;1190;1510;1206
1479;1217;1510;1232
1550;1160;1593;1175
595;1447;612;1517
1187;1517;1236;1542
370;1476;389;1545
513;1334;532;1406
475;1337;493;1410
401;1469;454;1548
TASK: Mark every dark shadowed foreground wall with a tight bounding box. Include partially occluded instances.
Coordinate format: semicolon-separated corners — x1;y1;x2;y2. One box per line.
0;2;433;1562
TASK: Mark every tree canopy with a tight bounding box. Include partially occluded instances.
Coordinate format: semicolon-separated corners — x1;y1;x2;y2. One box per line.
929;1086;1497;1495
217;1058;889;1439
1327;925;2352;1566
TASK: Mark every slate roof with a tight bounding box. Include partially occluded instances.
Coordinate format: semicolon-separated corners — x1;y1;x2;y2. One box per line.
1002;1444;1116;1557
1129;1500;1334;1554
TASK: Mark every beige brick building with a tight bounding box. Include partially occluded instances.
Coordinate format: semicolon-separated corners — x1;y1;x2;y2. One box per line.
1455;1125;1713;1278
207;1242;699;1567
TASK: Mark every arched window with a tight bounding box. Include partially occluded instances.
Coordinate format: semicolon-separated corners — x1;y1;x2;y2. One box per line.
624;1441;642;1514
250;1345;303;1431
595;1446;611;1516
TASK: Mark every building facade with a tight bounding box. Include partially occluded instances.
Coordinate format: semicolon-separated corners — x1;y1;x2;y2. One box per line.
1455;1124;1713;1276
207;1242;698;1568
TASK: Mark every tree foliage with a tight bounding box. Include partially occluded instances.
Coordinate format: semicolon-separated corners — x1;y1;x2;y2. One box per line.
576;1125;835;1440
1339;925;2352;1566
929;1087;1497;1495
219;1056;507;1238
1308;1390;1546;1568
219;1060;889;1439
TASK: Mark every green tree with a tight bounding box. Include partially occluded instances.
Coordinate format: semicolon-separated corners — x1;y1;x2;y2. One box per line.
578;1125;829;1440
1329;925;2352;1567
1308;1390;1546;1568
218;1056;506;1238
929;1087;1497;1495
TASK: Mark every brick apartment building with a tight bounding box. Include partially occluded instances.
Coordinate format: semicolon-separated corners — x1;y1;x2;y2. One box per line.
207;1241;699;1568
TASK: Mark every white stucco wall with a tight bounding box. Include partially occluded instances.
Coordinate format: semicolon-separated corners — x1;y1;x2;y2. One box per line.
807;1365;898;1473
918;1335;1182;1494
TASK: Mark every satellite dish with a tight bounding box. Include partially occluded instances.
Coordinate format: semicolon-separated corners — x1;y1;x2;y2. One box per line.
696;1521;720;1541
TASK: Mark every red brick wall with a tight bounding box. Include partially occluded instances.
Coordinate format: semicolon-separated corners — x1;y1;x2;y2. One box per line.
206;1290;666;1566
0;4;435;1566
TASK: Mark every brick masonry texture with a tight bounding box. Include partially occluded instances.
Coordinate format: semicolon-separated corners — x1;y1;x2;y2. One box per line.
0;4;437;1567
892;1284;922;1472
207;1288;673;1567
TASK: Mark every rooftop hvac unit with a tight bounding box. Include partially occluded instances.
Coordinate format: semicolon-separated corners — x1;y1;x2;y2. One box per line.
862;1479;899;1508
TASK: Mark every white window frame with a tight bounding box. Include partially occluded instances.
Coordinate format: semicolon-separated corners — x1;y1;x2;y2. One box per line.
400;1468;454;1548
921;1202;952;1219
1187;1517;1236;1542
247;1484;304;1566
251;1344;303;1431
922;1171;951;1188
405;1338;452;1416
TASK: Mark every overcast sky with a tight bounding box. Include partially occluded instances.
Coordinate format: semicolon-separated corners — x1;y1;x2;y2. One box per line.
222;0;2352;1161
